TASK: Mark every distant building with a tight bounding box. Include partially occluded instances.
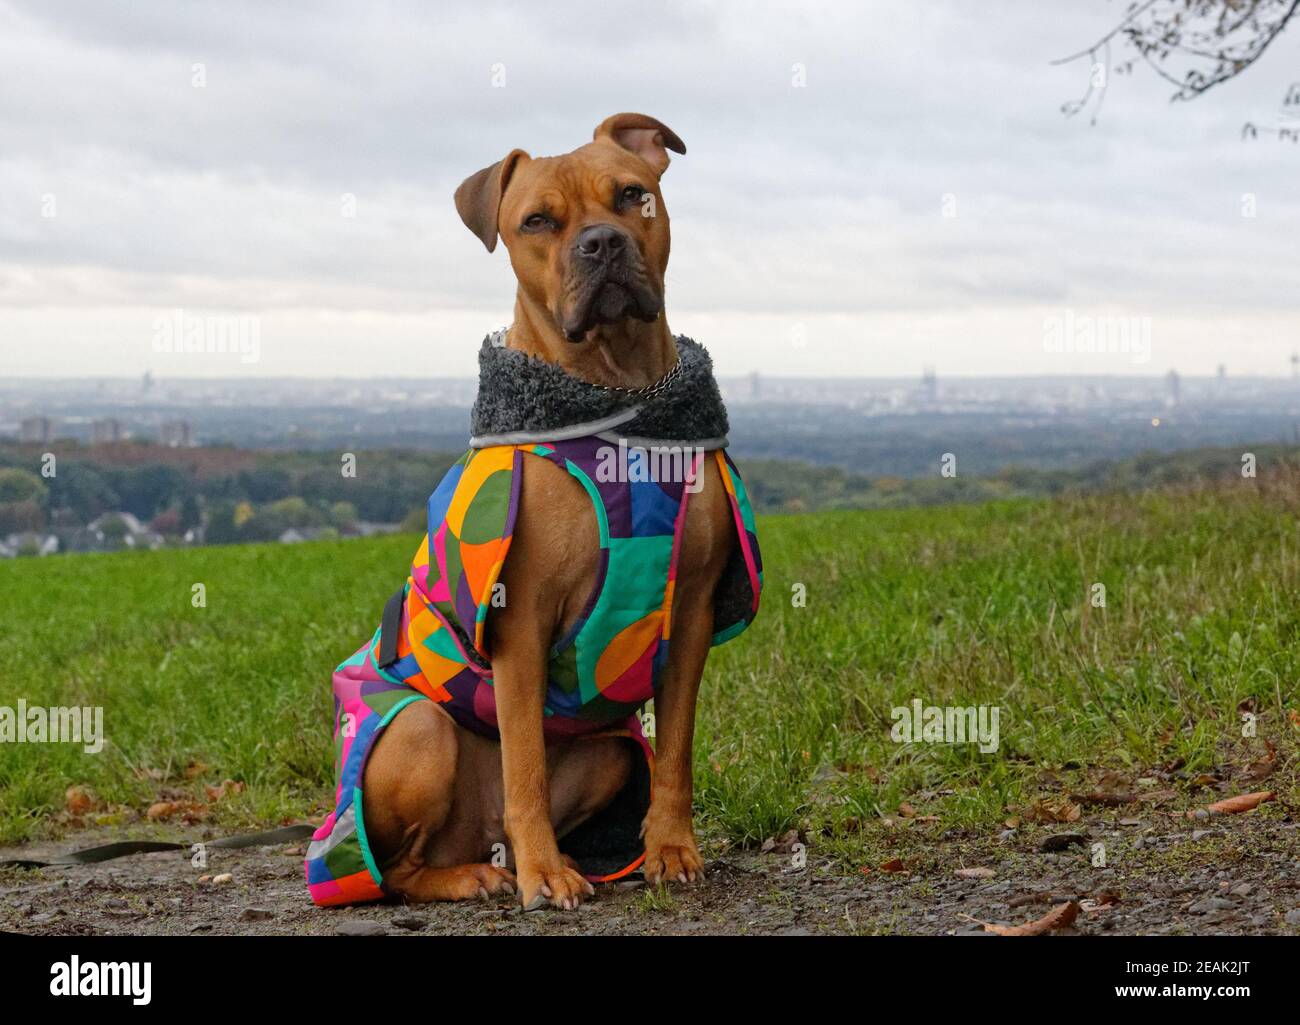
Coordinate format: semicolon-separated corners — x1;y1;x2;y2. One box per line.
1165;368;1180;407
19;416;53;443
90;418;124;444
84;512;162;551
920;365;938;404
160;419;193;447
0;532;59;558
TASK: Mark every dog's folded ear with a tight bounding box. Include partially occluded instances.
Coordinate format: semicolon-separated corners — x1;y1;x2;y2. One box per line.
593;113;685;177
454;149;529;253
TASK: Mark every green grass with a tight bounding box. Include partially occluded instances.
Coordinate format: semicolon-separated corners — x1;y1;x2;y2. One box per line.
1;472;1297;853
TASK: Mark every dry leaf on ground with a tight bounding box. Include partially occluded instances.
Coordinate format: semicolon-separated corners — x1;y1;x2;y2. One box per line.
64;785;98;815
981;901;1080;936
1025;798;1082;823
1191;791;1276;818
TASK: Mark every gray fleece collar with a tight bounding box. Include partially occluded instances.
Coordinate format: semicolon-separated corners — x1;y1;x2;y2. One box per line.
468;329;731;449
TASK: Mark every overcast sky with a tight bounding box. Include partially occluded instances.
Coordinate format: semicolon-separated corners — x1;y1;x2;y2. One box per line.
2;0;1298;380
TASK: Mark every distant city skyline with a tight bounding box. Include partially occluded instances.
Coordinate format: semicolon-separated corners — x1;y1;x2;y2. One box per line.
2;1;1299;379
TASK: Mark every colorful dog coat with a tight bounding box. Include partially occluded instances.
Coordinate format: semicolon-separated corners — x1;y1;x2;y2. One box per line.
306;334;762;907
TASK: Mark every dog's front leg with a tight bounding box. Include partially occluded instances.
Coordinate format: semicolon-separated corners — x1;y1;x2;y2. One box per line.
642;596;711;886
643;456;734;886
492;637;595;911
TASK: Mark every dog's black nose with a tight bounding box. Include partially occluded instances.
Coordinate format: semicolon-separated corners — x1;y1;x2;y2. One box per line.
575;224;627;262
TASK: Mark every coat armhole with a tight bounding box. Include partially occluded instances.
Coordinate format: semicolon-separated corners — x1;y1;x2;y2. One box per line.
710;450;763;646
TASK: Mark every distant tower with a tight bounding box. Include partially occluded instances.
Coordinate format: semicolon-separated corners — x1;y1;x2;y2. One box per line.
748;371;761;400
1165;368;1180;407
921;365;938;404
1291;351;1299;379
142;370;153;395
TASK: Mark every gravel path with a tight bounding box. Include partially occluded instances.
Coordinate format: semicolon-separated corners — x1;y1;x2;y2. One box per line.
4;813;1298;936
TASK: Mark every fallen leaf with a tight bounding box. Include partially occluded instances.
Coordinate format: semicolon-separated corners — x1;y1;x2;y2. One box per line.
1242;741;1277;782
956;867;996;879
983;901;1080;936
147;801;178;821
1193;791;1276;817
1026;798;1082;824
65;785;97;815
204;779;246;802
184;760;210;779
879;858;908;873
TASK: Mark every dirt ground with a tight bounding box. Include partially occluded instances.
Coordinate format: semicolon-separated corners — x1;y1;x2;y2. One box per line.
3;812;1298;936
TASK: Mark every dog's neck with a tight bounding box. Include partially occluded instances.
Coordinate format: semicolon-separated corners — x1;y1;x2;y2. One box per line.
507;290;677;391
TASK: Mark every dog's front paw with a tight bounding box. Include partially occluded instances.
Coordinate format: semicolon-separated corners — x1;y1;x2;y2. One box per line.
643;836;704;886
517;857;594;911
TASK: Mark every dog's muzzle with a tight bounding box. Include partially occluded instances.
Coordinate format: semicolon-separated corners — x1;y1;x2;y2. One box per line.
561;225;662;342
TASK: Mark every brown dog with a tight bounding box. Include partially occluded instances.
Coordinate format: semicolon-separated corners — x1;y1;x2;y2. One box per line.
361;114;735;910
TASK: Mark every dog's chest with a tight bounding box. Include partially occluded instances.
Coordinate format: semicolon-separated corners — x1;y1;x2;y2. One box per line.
512;442;733;649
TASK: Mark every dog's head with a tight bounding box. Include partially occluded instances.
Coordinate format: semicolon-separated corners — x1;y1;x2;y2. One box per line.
454;113;684;343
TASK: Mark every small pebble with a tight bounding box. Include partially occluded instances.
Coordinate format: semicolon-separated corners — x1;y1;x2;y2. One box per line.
1188;897;1236;914
336;919;387;937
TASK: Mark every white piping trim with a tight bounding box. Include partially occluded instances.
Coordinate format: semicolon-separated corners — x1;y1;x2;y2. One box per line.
594;431;730;451
469;405;643;448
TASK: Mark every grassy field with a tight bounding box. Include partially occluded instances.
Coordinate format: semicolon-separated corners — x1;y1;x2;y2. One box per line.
1;469;1297;860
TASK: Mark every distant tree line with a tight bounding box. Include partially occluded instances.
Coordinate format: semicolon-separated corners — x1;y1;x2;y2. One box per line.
0;444;456;543
2;441;1295;550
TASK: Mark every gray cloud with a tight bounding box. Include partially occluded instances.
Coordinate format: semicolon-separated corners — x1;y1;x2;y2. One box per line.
1;0;1297;377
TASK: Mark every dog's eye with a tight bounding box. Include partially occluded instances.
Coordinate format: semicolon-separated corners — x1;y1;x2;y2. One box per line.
618;184;645;207
521;213;552;233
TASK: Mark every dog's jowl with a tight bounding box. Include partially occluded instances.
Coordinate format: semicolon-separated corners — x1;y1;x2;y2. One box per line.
304;114;763;911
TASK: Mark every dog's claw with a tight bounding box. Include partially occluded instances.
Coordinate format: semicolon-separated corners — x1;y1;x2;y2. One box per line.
643;840;705;888
518;860;591;911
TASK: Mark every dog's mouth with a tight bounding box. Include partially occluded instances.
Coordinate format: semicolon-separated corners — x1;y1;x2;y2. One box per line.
559;268;662;343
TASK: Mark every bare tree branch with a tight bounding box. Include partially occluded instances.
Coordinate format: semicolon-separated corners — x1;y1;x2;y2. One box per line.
1055;0;1299;123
